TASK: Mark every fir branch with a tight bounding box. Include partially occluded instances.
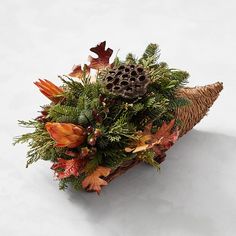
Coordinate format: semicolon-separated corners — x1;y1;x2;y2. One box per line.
113;56;121;68
138;150;160;170
58;175;85;191
139;43;160;66
169;97;191;110
132;103;145;114
49;104;81;122
84;153;102;174
125;53;137;64
59;76;84;95
102;148;134;168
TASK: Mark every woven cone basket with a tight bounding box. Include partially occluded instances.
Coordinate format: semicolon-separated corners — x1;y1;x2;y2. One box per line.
104;82;223;183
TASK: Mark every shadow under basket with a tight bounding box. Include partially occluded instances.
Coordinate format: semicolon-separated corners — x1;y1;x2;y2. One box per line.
103;82;223;183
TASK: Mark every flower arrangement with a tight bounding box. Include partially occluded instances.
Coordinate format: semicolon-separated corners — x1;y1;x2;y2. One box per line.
14;42;223;194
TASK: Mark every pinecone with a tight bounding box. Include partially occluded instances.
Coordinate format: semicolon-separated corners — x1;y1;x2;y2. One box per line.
102;64;150;98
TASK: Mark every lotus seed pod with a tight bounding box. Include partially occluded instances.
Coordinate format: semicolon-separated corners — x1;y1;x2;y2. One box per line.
102;64;150;98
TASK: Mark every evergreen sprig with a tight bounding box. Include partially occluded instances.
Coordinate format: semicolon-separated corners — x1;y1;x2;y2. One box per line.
14;121;59;167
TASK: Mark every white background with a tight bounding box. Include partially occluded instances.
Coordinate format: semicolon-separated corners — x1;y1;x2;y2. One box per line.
1;0;236;235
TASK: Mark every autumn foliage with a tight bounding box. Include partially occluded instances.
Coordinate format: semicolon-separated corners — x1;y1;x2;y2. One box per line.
82;166;111;193
34;79;64;103
51;158;83;179
69;64;90;79
125;119;179;156
16;41;190;194
88;41;113;70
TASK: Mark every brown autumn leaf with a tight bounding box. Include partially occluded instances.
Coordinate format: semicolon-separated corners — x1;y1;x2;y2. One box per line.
88;41;113;70
51;158;86;179
69;64;90;78
82;166;111;194
125;119;179;155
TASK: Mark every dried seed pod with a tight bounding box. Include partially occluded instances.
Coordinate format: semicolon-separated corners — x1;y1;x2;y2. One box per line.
102;64;150;98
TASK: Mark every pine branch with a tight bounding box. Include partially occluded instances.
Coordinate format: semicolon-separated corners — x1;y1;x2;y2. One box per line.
113;56;121;67
169;97;191;110
139;43;160;66
138;150;160;170
125;53;137;64
84;153;102;174
49;105;81;122
102;148;133;168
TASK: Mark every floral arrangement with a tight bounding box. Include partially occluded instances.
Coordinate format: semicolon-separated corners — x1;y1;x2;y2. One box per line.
14;41;191;193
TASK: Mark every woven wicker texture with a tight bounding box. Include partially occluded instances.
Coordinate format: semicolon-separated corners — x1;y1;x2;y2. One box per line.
104;82;223;183
176;82;223;137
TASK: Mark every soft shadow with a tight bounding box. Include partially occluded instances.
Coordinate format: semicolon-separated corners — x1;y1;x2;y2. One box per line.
67;130;236;235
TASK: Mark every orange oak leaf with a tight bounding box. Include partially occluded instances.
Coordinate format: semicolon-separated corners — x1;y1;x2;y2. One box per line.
152;119;179;150
69;64;90;78
82;166;111;194
45;122;86;148
125;119;179;155
88;41;113;70
34;79;64;103
51;158;86;179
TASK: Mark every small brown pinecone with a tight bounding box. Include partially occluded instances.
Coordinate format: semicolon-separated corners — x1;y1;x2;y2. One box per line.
102;64;150;98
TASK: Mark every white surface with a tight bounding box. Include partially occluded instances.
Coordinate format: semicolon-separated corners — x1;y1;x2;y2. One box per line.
1;0;236;235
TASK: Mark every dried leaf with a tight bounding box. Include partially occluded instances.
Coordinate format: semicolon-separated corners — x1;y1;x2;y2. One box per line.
34;79;64;103
69;64;90;78
82;166;111;194
153;119;179;150
88;41;113;70
125;119;179;155
51;158;85;179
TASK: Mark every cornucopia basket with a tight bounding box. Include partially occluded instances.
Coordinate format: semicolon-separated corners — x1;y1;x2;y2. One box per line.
14;41;223;194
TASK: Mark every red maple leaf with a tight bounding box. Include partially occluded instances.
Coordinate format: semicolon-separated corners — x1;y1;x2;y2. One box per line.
88;41;113;70
51;158;85;179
